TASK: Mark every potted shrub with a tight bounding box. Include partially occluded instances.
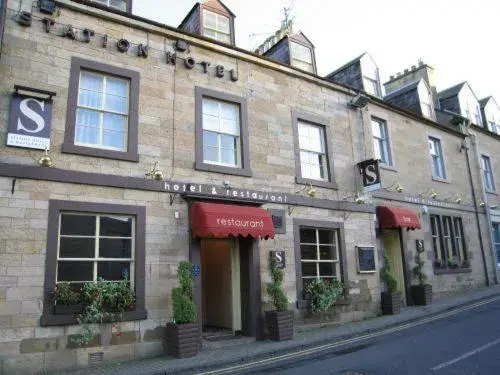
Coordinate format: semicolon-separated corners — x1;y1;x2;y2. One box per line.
71;274;135;346
265;255;293;341
304;278;344;314
52;282;84;315
380;252;402;315
165;261;198;358
411;244;432;306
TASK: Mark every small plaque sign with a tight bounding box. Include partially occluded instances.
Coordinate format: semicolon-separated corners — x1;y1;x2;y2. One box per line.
191;265;200;278
270;250;286;269
356;246;376;273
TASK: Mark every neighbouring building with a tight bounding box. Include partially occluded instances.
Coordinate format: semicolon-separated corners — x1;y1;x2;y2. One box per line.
0;0;498;374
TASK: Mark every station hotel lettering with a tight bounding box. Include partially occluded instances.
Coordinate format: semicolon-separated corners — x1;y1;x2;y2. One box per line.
0;0;499;373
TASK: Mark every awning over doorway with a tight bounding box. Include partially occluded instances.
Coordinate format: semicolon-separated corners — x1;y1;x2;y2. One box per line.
376;206;421;230
190;202;275;239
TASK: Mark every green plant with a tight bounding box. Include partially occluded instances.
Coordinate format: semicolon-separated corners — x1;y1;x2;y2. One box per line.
171;261;196;324
266;255;288;311
71;273;135;346
412;244;427;286
304;278;344;313
53;282;81;305
380;252;397;293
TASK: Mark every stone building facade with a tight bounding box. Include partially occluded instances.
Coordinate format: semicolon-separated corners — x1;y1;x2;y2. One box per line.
0;0;498;373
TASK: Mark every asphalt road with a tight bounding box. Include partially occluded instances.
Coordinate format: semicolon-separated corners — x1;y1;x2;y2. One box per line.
237;299;500;375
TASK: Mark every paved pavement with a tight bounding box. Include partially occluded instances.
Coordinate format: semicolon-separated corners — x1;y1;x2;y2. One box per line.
52;285;500;375
245;294;500;374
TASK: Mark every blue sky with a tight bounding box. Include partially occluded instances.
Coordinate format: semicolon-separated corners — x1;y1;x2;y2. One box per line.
134;0;500;102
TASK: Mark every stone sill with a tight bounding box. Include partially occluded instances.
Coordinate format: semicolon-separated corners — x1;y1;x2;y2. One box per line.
434;268;472;275
296;298;350;310
40;309;147;326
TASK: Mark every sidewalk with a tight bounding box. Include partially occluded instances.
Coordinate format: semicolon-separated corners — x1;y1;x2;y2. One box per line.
54;285;500;375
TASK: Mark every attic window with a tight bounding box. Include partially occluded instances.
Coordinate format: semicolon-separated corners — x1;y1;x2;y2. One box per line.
93;0;128;12
418;82;434;119
290;42;314;73
202;9;231;44
363;77;379;96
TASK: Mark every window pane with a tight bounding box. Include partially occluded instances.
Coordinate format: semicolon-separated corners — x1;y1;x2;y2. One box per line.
99;239;132;258
203;10;217;29
221;149;237;165
217;32;231;44
493;224;500;243
75;125;99;145
318;230;334;244
220;134;237;149
97;262;131;281
60;214;96;235
217;14;230;33
300;228;316;243
80;72;103;92
109;0;127;11
221;119;239;135
290;42;312;63
105;77;128;97
203;146;218;163
204;29;216;39
103;113;127;132
319;245;336;260
100;216;132;237
104;94;128;114
59;238;95;258
203;131;218;148
58;261;93;282
301;262;317;277
300;245;317;260
301;162;311;179
309;163;323;180
203;114;220;132
496;244;500;266
76;108;100;128
371;120;381;138
202;98;219;116
102;130;126;150
79;90;102;109
319;263;335;277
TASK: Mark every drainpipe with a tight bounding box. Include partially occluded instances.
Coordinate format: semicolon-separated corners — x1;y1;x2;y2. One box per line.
469;132;499;284
463;135;490;286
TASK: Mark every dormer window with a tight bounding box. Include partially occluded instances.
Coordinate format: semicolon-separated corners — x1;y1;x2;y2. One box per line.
417;81;434;119
290;42;313;73
363;77;379;96
202;9;231;43
93;0;128;11
475;105;482;126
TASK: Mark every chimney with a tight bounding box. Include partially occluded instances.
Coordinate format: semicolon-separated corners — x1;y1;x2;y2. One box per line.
384;60;437;98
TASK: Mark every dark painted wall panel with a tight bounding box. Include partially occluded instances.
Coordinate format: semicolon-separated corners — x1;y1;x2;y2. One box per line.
180;6;201;35
386;89;421;116
263;39;290;66
439;96;461;114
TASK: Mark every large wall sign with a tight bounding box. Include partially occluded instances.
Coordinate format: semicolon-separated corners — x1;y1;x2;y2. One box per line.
7;91;53;150
358;159;381;193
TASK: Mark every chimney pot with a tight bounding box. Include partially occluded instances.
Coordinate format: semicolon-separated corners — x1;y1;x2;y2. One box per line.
390;75;395;80
404;69;409;74
411;65;416;70
418;60;424;66
397;72;402;77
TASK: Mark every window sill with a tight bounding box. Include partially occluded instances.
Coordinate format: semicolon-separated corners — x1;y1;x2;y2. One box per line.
62;142;139;162
40;309;147;326
431;176;450;184
295;176;338;190
485;190;498;196
433;267;471;275
380;164;397;172
195;160;252;177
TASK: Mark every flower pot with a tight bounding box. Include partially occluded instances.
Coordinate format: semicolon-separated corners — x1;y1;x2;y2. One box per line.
164;323;199;358
381;291;402;315
411;284;432;306
265;310;293;341
54;304;84;315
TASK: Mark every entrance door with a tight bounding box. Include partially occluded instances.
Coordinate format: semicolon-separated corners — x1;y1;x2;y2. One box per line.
382;229;406;305
200;239;241;333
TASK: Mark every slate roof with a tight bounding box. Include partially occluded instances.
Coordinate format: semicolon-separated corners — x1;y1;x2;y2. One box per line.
179;0;235;29
325;52;366;79
479;96;492;109
437;82;466;100
383;80;421;101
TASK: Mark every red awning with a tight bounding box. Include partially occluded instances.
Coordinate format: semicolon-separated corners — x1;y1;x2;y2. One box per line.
190;202;275;239
376;206;421;230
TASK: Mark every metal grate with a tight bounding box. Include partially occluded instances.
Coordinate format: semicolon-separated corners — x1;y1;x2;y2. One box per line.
88;351;104;365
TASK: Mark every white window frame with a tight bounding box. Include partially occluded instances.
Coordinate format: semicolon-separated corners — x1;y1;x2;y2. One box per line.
428;136;446;179
290;41;314;73
56;213;135;286
298;121;328;182
482;155;496;192
75;71;129;152
371;118;392;166
299;228;340;284
202;9;231;43
93;0;128;11
363;76;379;96
202;98;241;168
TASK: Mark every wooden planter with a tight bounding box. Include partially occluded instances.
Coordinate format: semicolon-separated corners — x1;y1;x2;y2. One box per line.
265;310;293;341
381;291;402;315
54;304;84;315
411;284;432;306
165;323;199;358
